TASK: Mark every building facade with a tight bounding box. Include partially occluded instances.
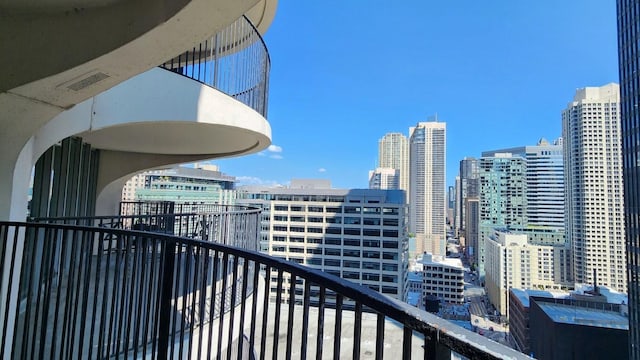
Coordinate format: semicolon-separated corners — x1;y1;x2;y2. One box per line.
419;253;465;305
483;138;564;230
477;153;526;278
617;2;640;357
369;167;400;190
529;296;629;360
465;196;480;262
562;84;627;292
378;133;409;197
409;121;446;256
122;165;237;204
485;230;572;315
458;157;479;236
237;185;409;302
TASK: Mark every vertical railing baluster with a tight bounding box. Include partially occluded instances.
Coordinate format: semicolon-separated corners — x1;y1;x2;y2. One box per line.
196;246;208;360
185;245;198;360
376;313;385;359
316;287;326;360
353;302;362;360
226;255;239;360
403;327;412;360
286;273;295;360
249;260;259;354
301;281;310;360
272;269;283;358
259;265;270;360
206;249;219;358
333;294;343;359
216;252;229;359
141;236;159;359
237;258;249;360
156;239;176;360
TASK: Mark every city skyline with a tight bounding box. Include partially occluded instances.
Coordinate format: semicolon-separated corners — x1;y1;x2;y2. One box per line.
216;0;618;190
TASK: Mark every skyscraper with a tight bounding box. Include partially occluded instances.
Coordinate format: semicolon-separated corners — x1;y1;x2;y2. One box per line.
458;157;479;236
617;1;640;356
409;121;446;256
378;133;409;196
477;153;527;277
483;138;564;230
562;83;626;293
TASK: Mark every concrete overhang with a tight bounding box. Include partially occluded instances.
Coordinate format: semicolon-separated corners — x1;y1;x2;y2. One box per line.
34;67;271;162
0;0;275;110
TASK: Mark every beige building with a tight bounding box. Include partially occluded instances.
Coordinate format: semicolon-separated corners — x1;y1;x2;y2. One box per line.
562;83;626;292
378;133;409;196
409;121;447;256
485;229;572;316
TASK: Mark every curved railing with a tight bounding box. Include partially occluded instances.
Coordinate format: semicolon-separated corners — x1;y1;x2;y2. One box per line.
30;204;261;251
0;222;529;359
160;15;270;118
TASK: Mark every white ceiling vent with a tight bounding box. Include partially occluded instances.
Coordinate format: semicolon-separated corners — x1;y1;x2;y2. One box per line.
66;72;109;91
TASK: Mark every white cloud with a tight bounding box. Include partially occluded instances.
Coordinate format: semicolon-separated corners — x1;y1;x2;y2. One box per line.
318;168;327;173
256;152;266;156
267;144;283;153
235;176;287;188
270;154;283;160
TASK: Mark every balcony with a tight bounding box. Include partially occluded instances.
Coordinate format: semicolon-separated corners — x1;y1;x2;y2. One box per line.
54;14;272;161
0;207;529;359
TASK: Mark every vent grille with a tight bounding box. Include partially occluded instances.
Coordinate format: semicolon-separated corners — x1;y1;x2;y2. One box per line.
66;72;109;91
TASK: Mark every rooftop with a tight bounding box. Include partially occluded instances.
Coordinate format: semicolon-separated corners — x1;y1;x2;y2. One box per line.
538;302;629;330
511;288;569;308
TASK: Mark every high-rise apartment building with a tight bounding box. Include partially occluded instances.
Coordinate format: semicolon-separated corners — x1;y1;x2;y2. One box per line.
378;133;409;196
458;157;479;236
409;121;446;256
617;2;640;356
477;153;526;278
454;176;462;232
447;184;456;227
237;184;409;302
465;196;480;262
369;167;400;190
562;83;626;293
483;138;564;230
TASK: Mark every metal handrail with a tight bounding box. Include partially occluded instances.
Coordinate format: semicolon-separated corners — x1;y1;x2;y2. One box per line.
0;221;529;359
159;15;270;117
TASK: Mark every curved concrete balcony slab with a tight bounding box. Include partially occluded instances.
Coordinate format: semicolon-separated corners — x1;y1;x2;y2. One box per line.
1;0;276;110
35;67;271;161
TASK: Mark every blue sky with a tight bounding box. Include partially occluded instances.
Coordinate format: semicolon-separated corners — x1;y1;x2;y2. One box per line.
216;0;619;189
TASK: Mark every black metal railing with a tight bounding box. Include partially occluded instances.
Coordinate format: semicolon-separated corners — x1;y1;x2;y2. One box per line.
30;204;261;251
160;15;270;118
0;222;529;359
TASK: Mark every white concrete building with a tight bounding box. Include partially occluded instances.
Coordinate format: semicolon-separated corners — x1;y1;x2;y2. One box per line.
485;230;573;316
562;83;627;293
409;121;447;256
418;253;465;304
237;185;409;302
378;133;409;196
368;167;400;190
